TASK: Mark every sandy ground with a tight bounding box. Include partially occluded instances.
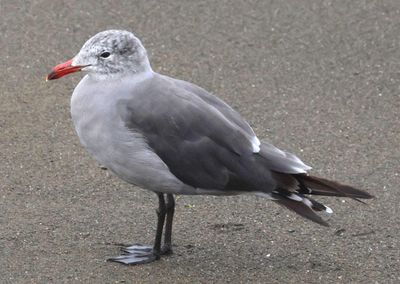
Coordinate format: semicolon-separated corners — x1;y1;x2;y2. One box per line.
1;0;399;283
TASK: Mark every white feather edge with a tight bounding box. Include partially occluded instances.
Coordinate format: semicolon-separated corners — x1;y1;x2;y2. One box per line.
254;192;333;214
251;136;261;153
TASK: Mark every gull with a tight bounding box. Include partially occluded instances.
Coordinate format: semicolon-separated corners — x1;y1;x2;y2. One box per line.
46;30;373;265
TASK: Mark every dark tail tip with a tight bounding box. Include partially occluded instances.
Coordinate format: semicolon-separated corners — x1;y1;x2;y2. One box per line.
296;174;374;199
273;191;331;227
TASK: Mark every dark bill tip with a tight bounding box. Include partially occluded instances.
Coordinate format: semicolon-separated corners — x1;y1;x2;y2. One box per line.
46;59;85;81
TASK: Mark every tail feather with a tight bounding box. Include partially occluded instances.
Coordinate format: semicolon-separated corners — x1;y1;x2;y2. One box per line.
273;193;330;227
307;196;333;213
270;174;373;227
295;174;374;199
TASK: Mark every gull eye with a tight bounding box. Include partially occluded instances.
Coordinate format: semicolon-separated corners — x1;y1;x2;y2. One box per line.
100;51;111;58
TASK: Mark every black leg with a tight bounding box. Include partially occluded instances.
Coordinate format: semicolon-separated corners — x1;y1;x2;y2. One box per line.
107;193;168;265
162;194;175;254
153;193;167;258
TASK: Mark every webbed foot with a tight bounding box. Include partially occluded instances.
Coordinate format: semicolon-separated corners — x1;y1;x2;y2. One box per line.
108;244;158;265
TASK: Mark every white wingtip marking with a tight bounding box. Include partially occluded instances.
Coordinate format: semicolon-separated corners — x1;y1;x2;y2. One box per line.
291;167;309;174
252;136;261;153
288;194;303;202
304;164;312;171
302;197;313;208
325;206;333;214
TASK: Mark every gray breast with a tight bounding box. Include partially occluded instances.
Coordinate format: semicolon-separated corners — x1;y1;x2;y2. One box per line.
70;74;192;194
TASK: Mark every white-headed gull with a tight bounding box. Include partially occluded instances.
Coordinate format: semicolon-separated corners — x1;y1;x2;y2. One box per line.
46;30;373;265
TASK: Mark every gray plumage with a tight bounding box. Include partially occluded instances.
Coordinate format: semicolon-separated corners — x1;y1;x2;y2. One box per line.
47;30;373;265
64;30;372;227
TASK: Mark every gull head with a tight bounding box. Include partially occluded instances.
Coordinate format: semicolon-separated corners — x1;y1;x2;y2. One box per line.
47;30;151;81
